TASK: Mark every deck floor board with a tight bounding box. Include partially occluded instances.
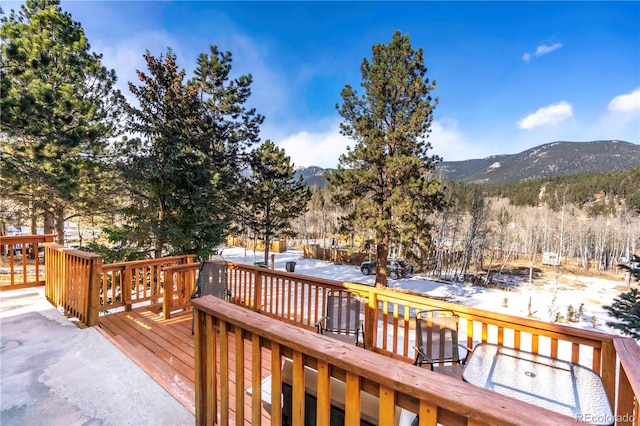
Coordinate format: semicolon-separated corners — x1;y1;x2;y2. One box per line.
96;306;273;424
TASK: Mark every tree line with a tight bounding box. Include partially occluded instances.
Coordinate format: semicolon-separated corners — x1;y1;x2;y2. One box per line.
483;167;640;215
295;169;640;281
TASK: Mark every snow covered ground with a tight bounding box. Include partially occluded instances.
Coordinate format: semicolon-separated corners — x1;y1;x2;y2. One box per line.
218;246;631;338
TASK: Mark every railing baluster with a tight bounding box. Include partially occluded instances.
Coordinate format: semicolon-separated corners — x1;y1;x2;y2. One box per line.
392;303;400;353
270;343;283;425
344;370;361;425
291;351;305;425
379;384;395;425
316;360;331;426
219;320;230;426
250;333;261;425
235;328;244;424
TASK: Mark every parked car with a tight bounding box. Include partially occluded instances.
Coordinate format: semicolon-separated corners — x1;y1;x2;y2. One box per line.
360;258;414;280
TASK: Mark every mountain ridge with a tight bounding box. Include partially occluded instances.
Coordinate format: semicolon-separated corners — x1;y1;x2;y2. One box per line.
438;140;640;184
294;140;640;187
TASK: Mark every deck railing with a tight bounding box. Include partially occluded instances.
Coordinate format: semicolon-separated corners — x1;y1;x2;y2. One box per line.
101;254;195;313
44;243;102;326
176;261;639;425
41;240;194;325
615;338;640;426
21;237;637;424
193;296;584;426
0;234;55;290
163;262;199;318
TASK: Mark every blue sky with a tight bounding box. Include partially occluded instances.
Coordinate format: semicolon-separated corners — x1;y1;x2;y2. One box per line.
7;1;639;168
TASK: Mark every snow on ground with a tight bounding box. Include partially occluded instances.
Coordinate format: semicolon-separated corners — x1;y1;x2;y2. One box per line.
218;246;629;338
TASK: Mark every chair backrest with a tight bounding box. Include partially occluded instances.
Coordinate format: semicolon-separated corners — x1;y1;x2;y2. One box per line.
415;309;461;364
196;259;228;300
323;290;361;334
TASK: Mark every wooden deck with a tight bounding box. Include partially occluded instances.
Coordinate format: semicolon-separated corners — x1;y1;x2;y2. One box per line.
96;305;273;424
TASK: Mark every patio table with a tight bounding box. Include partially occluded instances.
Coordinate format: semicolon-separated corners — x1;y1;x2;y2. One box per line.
462;343;614;426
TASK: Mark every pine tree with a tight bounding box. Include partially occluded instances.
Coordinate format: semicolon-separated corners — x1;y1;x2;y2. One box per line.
604;287;640;340
112;46;264;260
191;46;264;220
243;140;311;264
329;30;444;287
0;0;125;243
119;49;216;259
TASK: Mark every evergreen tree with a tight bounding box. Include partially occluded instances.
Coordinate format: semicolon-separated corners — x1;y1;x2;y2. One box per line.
329;31;444;287
243;140;311;264
113;46;264;260
0;0;124;243
604;286;640;340
118;49;217;259
191;46;264;220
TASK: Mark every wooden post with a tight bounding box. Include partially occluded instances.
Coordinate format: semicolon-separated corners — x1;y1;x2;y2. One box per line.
601;340;617;411
365;291;378;349
163;270;175;320
254;268;263;313
123;264;132;311
86;255;102;327
613;338;640;425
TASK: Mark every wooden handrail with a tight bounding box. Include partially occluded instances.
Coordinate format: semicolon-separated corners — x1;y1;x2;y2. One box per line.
100;254;195;312
41;239;195;325
193;296;579;425
0;234;55;290
340;282;622;409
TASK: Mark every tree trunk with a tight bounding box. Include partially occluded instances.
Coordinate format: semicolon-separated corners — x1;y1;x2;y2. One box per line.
55;205;65;245
43;203;55;237
263;237;270;264
29;199;37;234
375;234;389;288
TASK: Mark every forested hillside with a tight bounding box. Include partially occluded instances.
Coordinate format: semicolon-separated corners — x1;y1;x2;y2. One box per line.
480;167;640;214
294;140;640;189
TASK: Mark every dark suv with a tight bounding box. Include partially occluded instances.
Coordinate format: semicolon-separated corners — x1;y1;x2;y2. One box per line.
360;258;413;280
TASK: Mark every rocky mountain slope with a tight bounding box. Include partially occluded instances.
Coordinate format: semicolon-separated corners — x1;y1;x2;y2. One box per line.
294;140;640;187
437;140;640;184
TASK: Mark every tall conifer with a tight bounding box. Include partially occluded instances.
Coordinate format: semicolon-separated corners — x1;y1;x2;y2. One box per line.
329;31;444;287
0;0;124;242
243;141;311;264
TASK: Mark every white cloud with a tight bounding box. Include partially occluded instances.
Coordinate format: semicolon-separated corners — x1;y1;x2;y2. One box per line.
608;88;640;114
277;124;350;169
522;42;563;63
276;119;492;167
535;43;563;56
518;101;573;129
429;120;486;162
275;118;506;167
